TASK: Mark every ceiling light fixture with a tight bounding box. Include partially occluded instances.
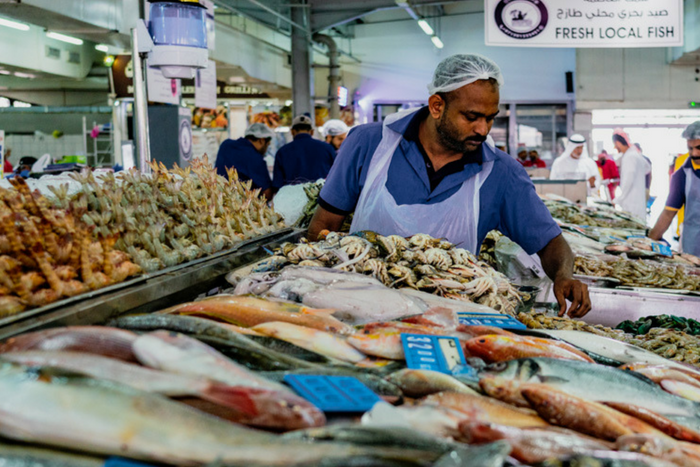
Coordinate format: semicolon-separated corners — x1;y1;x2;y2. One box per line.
431;36;444;49
14;72;36;79
46;32;83;45
0;70;10;75
0;16;30;31
95;44;109;53
417;20;433;36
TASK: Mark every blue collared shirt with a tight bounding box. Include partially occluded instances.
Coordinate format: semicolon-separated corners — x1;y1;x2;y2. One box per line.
215;137;271;190
318;108;562;254
272;133;337;189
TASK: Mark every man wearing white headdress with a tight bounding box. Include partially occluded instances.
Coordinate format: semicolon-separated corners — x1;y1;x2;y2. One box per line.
549;134;601;195
308;53;591;318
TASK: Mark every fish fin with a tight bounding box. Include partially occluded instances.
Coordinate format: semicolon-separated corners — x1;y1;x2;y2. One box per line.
300;307;336;316
199;384;259;417
536;375;569;384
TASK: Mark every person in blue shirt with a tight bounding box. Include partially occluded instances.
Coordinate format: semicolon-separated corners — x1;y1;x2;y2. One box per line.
272;115;336;190
308;54;591;318
215;123;274;201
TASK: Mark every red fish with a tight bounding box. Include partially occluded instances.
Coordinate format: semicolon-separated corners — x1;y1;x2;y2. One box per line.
463;334;594;363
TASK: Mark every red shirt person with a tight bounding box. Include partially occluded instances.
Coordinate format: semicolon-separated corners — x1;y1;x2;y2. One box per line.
596;150;620;200
524;148;546;168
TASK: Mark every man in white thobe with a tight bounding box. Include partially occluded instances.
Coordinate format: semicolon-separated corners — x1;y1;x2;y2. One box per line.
550;134;600;195
613;130;651;221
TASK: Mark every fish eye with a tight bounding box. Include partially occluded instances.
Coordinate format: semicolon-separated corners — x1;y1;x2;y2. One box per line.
488;362;508;372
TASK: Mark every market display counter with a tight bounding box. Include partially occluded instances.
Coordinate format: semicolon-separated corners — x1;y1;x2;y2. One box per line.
0;228;301;340
585;287;700;328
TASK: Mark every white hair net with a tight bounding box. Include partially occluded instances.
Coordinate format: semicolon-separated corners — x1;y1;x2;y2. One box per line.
428;54;504;95
322;119;349;137
682;121;700;140
244;123;275;139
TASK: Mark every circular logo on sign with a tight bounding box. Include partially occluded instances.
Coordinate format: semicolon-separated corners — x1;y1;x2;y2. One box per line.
494;0;548;40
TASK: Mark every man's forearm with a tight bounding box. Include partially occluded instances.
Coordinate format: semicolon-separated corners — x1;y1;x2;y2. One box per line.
649;209;676;240
538;234;575;282
307;206;346;241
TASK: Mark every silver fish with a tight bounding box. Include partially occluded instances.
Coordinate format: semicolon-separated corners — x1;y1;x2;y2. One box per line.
480;358;700;419
0;363;433;466
0;441;103;467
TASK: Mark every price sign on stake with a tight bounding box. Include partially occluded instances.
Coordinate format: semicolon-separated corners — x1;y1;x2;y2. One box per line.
457;313;527;330
401;333;467;374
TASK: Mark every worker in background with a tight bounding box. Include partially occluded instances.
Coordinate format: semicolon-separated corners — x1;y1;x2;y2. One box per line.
634;143;653;202
214;123;274;201
612;129;651;221
516;147;528;165
549;134;600;194
322;119;350;151
649;121;700;256
524;147;546;168
596;149;620;201
272;115;336;189
14;156;37;178
3;148;12;175
308;54;590;318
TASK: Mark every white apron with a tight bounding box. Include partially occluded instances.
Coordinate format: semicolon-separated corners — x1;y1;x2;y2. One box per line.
682;166;700;257
350;109;494;253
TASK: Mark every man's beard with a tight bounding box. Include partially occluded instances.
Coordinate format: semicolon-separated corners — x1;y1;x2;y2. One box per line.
436;113;485;153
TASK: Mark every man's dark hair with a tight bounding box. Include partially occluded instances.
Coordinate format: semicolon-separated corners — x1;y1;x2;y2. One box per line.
245;135;269;143
292;123;313;132
612;134;629;147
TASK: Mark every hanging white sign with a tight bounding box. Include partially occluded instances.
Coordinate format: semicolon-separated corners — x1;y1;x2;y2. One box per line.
485;0;683;48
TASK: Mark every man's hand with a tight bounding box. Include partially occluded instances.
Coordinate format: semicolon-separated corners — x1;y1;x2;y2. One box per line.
553;277;591;318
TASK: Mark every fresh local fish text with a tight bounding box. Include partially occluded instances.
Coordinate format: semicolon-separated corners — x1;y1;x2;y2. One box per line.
556;26;675;40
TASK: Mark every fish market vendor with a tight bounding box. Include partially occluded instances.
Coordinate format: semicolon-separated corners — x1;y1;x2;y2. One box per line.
308;54;591;318
649;121;700;256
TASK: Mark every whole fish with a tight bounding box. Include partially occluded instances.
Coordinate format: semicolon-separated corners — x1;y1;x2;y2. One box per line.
251;321;366;363
621;363;700;387
478;375;531;408
0;350;315;430
0;441;104;467
160;295;355;335
109;314;319;370
385;369;479;397
480;358;700;419
660;380;700;402
347;327;405;360
463;335;594;363
400;307;459;329
360;401;466;439
604;402;700;444
520;385;666;440
457;422;612;465
0;363;427;466
132;330;291;392
616;434;700;467
539;330;690;369
259;368;404;399
0;326;137;361
422;391;549;428
284;425;511;467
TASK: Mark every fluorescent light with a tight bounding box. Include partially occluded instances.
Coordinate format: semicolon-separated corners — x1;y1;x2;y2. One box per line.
46;32;83;45
0;16;30;31
14;72;35;79
417;20;433;36
431;35;444;49
0;70;10;75
95;44;109;53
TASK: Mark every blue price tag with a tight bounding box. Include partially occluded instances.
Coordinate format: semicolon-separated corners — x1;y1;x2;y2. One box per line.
104;458;156;467
401;333;466;374
457;313;527;330
283;375;381;413
651;241;673;257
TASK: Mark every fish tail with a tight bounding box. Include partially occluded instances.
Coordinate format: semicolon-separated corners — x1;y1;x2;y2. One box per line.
300;307;336;316
199;384;259;417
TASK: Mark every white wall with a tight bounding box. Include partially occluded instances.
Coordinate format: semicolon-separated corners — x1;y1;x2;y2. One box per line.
322;12;576;119
6;134;84;161
576;47;699;110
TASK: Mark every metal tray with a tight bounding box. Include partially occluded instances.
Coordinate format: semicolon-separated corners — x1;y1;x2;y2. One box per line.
573;274;621;288
0;228;304;339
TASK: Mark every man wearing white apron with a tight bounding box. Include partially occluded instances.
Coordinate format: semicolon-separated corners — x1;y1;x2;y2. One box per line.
309;54;591;318
649;121;700;257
